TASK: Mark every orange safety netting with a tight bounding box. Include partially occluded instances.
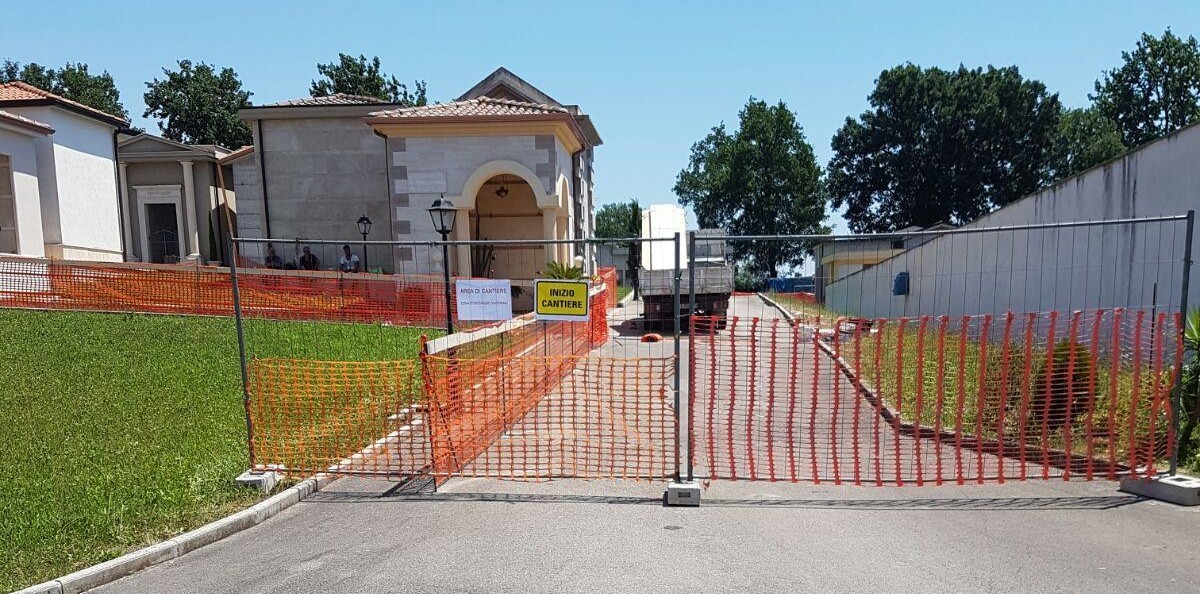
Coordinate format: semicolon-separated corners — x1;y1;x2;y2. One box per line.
0;256;460;327
424;355;674;479
243;285;658;481
690;309;1183;485
597;266;619;309
247;358;427;476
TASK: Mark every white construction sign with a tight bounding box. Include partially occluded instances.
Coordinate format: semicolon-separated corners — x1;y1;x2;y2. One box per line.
455;279;513;321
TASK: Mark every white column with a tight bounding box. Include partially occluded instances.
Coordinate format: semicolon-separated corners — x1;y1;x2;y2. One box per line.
117;162;134;261
454;207;471;277
542;207;559;263
558;216;570;263
180;160;200;261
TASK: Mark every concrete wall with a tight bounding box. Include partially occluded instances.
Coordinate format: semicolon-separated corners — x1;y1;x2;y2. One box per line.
260;117;388;243
0;129;45;255
825;124;1200;320
16;106;121;261
231;153;263;239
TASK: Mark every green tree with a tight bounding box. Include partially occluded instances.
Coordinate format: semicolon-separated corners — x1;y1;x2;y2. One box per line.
143;60;252;148
594;200;641;240
1;60;128;119
828;64;1062;233
674;98;826;277
1048;107;1127;180
594;199;643;293
1092;30;1200;147
310;54;427;106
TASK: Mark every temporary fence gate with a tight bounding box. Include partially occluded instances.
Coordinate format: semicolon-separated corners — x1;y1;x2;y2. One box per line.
689;214;1194;485
232;236;684;484
230;213;1195;490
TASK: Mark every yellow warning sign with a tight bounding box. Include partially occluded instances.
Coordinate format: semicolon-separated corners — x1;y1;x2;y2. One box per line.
534;279;590;321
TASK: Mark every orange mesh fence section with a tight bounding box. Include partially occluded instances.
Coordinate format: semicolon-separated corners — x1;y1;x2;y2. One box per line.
247;358;429;477
598;267;619;309
0;256;459;327
690;309;1182;485
424;355;675;479
415;283;671;480
590;289;610;347
244;286;627;481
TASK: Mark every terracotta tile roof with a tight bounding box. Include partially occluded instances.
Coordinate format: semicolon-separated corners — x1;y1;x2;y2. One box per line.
369;96;569;118
0;81;128;126
0;108;54;134
219;144;254;164
262;93;390;107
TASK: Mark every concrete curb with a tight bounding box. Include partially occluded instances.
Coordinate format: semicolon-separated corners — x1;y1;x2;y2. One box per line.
618;288;636;307
756;292;796;323
12;474;335;594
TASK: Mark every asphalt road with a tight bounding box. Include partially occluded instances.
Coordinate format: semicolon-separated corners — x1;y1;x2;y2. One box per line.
89;477;1199;594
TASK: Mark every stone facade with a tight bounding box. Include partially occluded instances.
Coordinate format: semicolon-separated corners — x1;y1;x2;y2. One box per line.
231;69;601;277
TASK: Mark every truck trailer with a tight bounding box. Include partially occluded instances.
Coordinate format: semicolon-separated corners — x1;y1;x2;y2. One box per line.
637;205;733;330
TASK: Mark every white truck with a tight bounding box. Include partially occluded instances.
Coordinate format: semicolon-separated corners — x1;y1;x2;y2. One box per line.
638;204;734;330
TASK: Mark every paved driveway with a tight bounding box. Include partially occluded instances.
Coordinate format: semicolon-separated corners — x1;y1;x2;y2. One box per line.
91;477;1199;593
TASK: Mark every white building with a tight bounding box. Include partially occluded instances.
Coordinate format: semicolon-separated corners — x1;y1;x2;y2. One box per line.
0;82;127;261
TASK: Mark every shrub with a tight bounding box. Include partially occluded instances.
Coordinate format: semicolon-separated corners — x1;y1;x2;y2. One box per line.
542;261;585;279
734;266;765;292
1028;340;1094;433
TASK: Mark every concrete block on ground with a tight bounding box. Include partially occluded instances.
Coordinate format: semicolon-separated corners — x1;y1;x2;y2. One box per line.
664;481;702;507
1120;474;1200;506
235;469;282;494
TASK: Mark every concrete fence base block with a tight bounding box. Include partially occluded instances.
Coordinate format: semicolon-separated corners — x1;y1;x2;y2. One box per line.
235;469;283;494
1120;474;1200;506
10;475;332;594
665;481;702;507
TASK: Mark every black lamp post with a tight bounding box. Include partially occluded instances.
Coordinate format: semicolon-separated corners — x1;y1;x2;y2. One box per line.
428;195;457;334
356;215;372;272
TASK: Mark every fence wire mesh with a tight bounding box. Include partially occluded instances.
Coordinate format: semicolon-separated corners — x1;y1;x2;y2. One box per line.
690;310;1182;485
235;236;682;482
229;214;1192;487
690;214;1192;484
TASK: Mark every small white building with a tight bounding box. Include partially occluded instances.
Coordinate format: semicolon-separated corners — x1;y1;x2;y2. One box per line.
116;133;237;264
0;82;128;261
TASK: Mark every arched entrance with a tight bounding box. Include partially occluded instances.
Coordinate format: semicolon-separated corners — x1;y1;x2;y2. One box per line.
468;173;546;281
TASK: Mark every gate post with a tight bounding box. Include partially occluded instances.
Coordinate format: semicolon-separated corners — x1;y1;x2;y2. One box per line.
687;230;697;483
229;238;278;493
1170;209;1194;477
666;231;701;506
228;238;254;470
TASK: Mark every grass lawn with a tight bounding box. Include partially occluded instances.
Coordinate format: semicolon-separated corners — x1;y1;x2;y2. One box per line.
616;285;633;302
0;308;430;591
767;291;838;321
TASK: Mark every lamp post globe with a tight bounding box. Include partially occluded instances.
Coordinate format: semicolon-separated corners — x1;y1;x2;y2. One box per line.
427;196;457;238
356;215;372;271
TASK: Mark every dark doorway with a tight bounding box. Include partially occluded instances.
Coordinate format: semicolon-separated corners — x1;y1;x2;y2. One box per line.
145;203;180;264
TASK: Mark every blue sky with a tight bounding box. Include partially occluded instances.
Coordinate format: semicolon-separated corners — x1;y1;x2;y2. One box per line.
5;1;1196;232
